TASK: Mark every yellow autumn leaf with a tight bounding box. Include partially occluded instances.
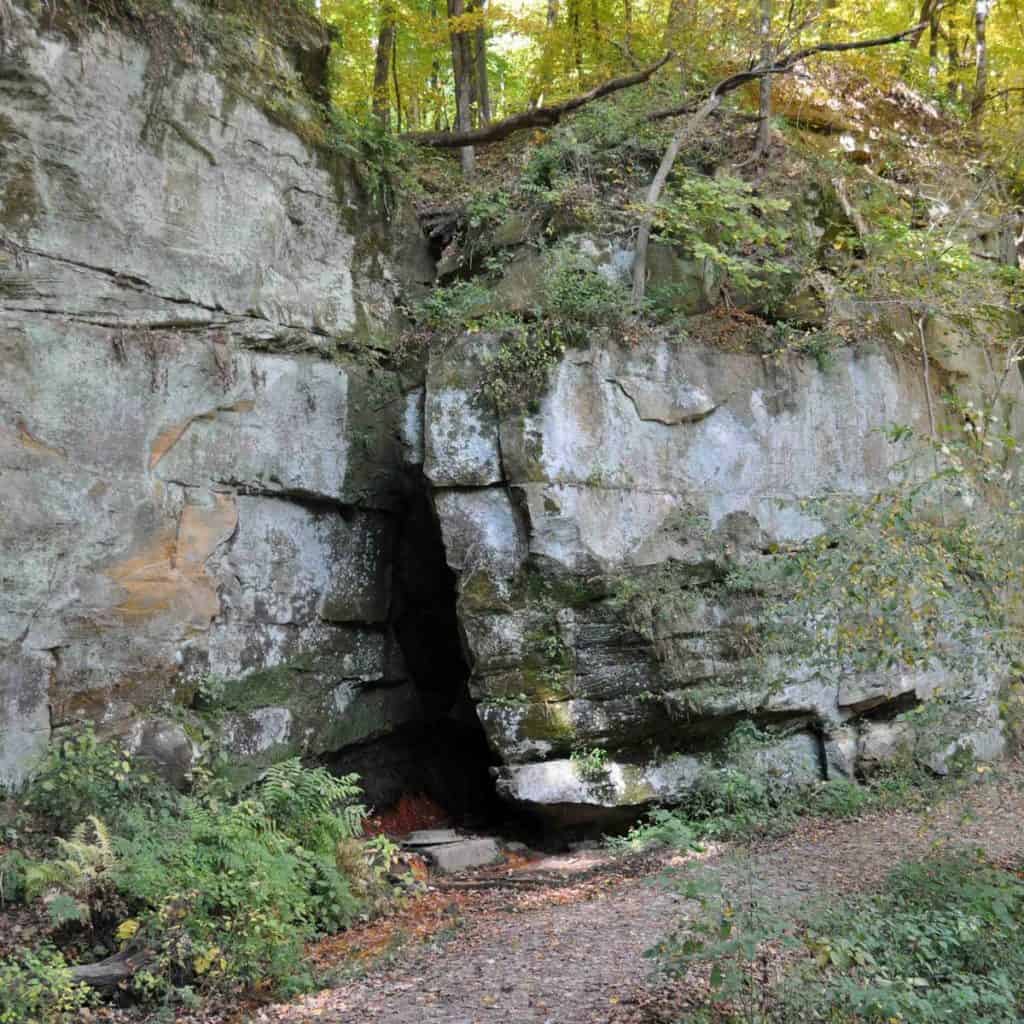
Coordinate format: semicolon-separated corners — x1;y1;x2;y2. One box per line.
115;918;140;942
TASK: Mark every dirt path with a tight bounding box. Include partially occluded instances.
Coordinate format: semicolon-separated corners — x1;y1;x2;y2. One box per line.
255;774;1024;1024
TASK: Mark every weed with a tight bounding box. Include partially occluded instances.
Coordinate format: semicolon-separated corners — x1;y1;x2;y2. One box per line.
0;947;94;1024
571;746;610;783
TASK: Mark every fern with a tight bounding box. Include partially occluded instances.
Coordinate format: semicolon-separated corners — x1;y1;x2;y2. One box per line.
258;759;366;852
24;816;116;902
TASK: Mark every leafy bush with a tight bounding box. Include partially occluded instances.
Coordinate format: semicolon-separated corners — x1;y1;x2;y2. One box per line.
805;777;873;818
479;316;567;412
652;850;1024;1024
22;726;159;836
325;110;410;215
0;947;93;1024
786;853;1024;1022
610;808;697;853
416;279;494;333
105;760;369;993
654;172;794;301
570;746;609;782
543;245;629;338
12;729;386;1000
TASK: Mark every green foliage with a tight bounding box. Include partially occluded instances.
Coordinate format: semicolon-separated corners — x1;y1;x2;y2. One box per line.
0;947;94;1024
24;816;117;927
0;848;28;906
258;757;367;851
416;279;494;333
542;244;628;338
326;110;411;215
654;173;795;302
107;759;369;993
651;848;1024;1024
804;777;872;819
786;853;1024;1022
772;411;1024;680
649;871;794;1019
609;807;697;853
22;727;158;836
761;322;841;372
12;730;388;1000
479;316;567;412
570;746;609;782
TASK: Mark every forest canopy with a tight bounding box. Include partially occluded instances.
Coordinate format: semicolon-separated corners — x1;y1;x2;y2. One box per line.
315;0;1024;180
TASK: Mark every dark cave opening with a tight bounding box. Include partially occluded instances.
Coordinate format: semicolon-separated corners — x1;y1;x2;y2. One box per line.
329;471;505;831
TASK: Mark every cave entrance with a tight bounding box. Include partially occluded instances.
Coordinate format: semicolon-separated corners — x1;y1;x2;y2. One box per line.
330;471;503;831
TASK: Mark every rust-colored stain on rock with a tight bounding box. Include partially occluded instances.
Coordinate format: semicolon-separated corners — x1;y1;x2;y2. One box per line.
106;493;238;628
7;419;67;459
148;400;256;469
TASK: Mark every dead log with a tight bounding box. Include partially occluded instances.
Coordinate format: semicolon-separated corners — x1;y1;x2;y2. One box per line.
402;53;672;148
70;950;152;991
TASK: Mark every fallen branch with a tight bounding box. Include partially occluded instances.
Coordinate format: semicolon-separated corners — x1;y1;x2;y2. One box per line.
70;950;153;991
631;21;929;304
403;53;672;148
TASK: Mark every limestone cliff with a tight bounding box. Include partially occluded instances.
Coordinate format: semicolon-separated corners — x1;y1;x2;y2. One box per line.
1;2;1020;824
0;1;433;789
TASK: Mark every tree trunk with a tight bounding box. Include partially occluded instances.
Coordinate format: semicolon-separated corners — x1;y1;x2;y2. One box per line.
474;0;491;123
391;32;403;132
70;951;152;991
753;0;772;159
371;1;397;128
947;34;960;102
406;54;670;147
928;7;939;82
448;0;475;173
568;0;583;80
970;0;990;128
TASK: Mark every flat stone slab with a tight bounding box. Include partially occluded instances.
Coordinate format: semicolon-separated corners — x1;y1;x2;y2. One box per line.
404;829;460;846
421;837;502;873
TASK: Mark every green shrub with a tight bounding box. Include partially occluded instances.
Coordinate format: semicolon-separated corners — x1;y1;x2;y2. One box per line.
805;777;872;818
543;245;628;335
13;727;383;999
479;316;566;411
785;853;1024;1022
654;172;794;300
570;746;609;782
0;947;93;1024
22;726;160;835
0;848;28;905
609;808;697;853
652;851;1024;1023
107;760;369;993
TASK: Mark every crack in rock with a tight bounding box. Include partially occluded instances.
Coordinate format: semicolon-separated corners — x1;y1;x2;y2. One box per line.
610;376;718;425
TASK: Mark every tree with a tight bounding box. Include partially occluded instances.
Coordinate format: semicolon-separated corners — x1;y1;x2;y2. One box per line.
753;0;773;160
971;0;992;128
473;0;491;123
371;0;397;127
402;52;670;146
447;0;475;172
631;22;933;305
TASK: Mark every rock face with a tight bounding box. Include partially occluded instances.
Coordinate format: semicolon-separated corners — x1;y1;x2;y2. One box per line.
0;2;433;789
425;328;1021;822
0;3;1017;821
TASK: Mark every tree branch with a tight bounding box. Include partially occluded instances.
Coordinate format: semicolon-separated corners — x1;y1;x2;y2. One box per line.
403;52;672;148
630;21;929;304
